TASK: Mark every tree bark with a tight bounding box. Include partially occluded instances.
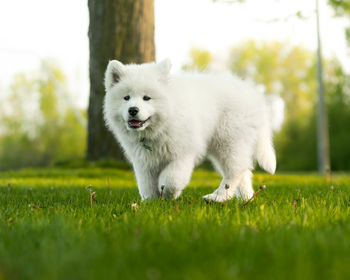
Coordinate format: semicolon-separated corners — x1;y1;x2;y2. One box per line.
87;0;155;160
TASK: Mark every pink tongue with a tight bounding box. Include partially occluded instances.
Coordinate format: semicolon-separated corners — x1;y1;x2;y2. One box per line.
130;121;141;127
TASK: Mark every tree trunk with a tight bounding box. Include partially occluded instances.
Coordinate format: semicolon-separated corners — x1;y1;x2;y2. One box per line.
87;0;155;161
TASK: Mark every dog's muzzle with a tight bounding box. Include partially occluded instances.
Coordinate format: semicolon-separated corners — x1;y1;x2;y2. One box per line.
128;117;150;129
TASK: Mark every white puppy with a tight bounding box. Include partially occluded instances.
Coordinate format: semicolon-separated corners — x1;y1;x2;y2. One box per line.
103;59;284;202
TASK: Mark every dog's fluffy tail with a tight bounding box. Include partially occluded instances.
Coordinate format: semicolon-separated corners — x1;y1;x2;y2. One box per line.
256;94;285;174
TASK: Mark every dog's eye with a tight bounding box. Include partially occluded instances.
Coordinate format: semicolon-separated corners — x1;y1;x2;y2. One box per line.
124;95;130;101
143;95;151;101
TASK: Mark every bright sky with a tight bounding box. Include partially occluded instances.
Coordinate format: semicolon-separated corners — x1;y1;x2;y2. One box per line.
0;0;349;108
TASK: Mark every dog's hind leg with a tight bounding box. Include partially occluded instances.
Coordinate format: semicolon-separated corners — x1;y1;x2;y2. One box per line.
235;170;254;201
204;140;254;203
203;171;245;203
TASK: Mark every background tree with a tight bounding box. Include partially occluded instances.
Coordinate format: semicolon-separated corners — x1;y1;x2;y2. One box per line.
87;0;155;161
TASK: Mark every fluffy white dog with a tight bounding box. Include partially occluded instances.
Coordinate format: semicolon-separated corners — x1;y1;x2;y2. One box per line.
103;59;284;202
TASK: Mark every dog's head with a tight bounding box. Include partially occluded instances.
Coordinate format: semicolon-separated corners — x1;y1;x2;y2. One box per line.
104;59;171;135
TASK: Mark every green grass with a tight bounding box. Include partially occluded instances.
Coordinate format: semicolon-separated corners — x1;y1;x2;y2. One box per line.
0;168;350;280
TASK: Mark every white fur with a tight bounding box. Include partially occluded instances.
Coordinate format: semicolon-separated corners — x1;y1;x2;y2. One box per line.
103;59;284;202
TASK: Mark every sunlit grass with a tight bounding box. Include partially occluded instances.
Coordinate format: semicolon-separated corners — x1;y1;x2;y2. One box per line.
0;168;350;280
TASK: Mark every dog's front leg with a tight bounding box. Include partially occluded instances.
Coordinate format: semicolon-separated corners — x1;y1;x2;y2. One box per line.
133;163;159;201
158;156;195;199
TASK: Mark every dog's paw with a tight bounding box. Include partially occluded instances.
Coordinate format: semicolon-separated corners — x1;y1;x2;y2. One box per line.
235;189;254;201
160;185;182;199
202;192;232;203
140;192;160;201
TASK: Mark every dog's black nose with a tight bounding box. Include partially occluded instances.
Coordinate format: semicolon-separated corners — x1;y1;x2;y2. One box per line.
128;107;139;116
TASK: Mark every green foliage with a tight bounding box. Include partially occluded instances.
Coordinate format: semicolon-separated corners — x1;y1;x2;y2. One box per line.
0;168;350;279
182;48;212;71
0;62;86;170
230;41;317;121
329;0;350;47
328;0;350;17
325;60;350;170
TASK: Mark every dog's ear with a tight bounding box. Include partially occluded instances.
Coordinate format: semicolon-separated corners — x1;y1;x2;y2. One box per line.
105;60;125;90
157;59;172;76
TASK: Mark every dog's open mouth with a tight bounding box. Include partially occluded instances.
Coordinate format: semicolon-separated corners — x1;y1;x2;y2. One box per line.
128;117;150;129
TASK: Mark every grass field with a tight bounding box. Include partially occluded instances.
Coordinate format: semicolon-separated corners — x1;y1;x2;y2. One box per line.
0;167;350;280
